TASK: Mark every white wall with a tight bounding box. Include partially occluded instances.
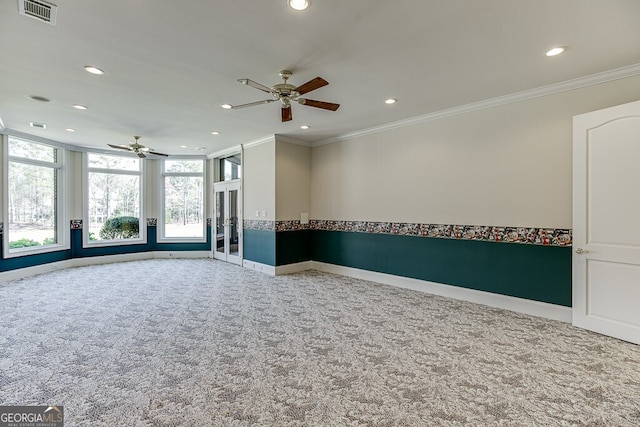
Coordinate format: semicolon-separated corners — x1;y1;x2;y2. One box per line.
0;135;4;225
243;138;276;221
275;138;311;221
311;75;640;228
144;159;160;220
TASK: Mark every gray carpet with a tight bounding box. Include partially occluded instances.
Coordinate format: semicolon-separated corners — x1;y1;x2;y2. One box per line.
1;259;640;426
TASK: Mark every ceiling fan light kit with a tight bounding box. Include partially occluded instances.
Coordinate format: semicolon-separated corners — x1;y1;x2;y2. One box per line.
227;70;339;122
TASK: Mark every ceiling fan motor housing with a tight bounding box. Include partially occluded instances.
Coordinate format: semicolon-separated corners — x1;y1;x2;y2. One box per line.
272;83;299;104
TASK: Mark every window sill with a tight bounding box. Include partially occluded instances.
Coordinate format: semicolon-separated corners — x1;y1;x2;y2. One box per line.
3;243;70;259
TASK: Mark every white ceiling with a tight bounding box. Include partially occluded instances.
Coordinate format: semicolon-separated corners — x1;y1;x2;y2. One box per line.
1;0;640;156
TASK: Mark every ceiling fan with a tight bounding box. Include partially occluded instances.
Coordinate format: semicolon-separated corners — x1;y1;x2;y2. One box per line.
226;70;340;122
107;136;168;158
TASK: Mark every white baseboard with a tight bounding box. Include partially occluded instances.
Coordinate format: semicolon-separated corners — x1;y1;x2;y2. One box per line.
242;260;313;276
275;261;314;275
241;260;314;275
152;251;211;259
242;259;276;276
0;251;211;283
309;261;572;323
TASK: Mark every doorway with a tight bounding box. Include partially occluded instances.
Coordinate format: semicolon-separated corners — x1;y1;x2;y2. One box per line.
213;181;242;265
573;99;640;345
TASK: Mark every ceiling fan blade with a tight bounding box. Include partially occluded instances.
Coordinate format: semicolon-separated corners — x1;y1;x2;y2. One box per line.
281;105;292;122
299;98;340;111
231;99;276;109
295;77;329;95
238;79;273;93
147;150;169;157
107;143;133;151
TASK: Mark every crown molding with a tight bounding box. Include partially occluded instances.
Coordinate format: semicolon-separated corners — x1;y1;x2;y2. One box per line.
207;144;243;159
275;134;313;147
207;134;277;159
206;134;311;159
241;135;275;150
314;62;640;147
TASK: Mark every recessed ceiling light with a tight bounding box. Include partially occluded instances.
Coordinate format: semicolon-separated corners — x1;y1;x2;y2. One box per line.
288;0;309;11
300;125;310;129
221;104;232;109
180;145;187;148
84;65;104;75
73;104;87;110
65;128;76;132
29;95;51;103
385;98;397;104
545;46;566;57
211;131;220;135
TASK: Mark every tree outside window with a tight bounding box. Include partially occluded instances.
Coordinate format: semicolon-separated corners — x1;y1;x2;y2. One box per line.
162;159;204;239
5;137;62;253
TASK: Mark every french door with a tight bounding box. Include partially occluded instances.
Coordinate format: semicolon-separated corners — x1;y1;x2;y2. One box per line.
573;99;640;345
213;181;242;265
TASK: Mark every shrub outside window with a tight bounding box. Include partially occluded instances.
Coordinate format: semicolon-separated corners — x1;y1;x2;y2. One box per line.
85;152;143;245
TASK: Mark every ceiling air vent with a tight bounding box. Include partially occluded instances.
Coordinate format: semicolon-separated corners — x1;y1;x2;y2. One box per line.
18;0;57;25
30;122;47;129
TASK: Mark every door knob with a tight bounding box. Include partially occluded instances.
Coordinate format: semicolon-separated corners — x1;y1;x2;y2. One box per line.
575;248;590;254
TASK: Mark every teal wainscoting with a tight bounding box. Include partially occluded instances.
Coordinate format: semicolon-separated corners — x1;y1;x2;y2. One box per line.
311;230;571;306
0;246;72;272
70;228;150;258
147;226;212;252
1;226;211;272
71;226;211;258
276;230;312;266
244;229;276;266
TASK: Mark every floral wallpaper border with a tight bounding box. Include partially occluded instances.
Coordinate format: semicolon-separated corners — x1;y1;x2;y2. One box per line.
244;220;572;247
276;220;311;232
243;220;276;231
310;220;572;246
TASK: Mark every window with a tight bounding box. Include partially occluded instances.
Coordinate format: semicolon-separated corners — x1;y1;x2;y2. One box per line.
218;153;241;182
3;136;66;256
161;159;205;240
85;152;143;245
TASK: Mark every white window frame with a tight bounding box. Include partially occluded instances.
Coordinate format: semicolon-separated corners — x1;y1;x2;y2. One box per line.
83;151;146;247
158;158;206;243
2;134;69;258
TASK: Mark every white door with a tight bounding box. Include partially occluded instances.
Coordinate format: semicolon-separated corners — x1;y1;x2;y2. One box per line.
213;181;242;265
573;99;640;345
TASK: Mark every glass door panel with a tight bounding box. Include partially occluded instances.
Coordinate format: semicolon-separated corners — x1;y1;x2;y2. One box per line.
213;182;242;265
229;189;239;258
215;190;225;255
